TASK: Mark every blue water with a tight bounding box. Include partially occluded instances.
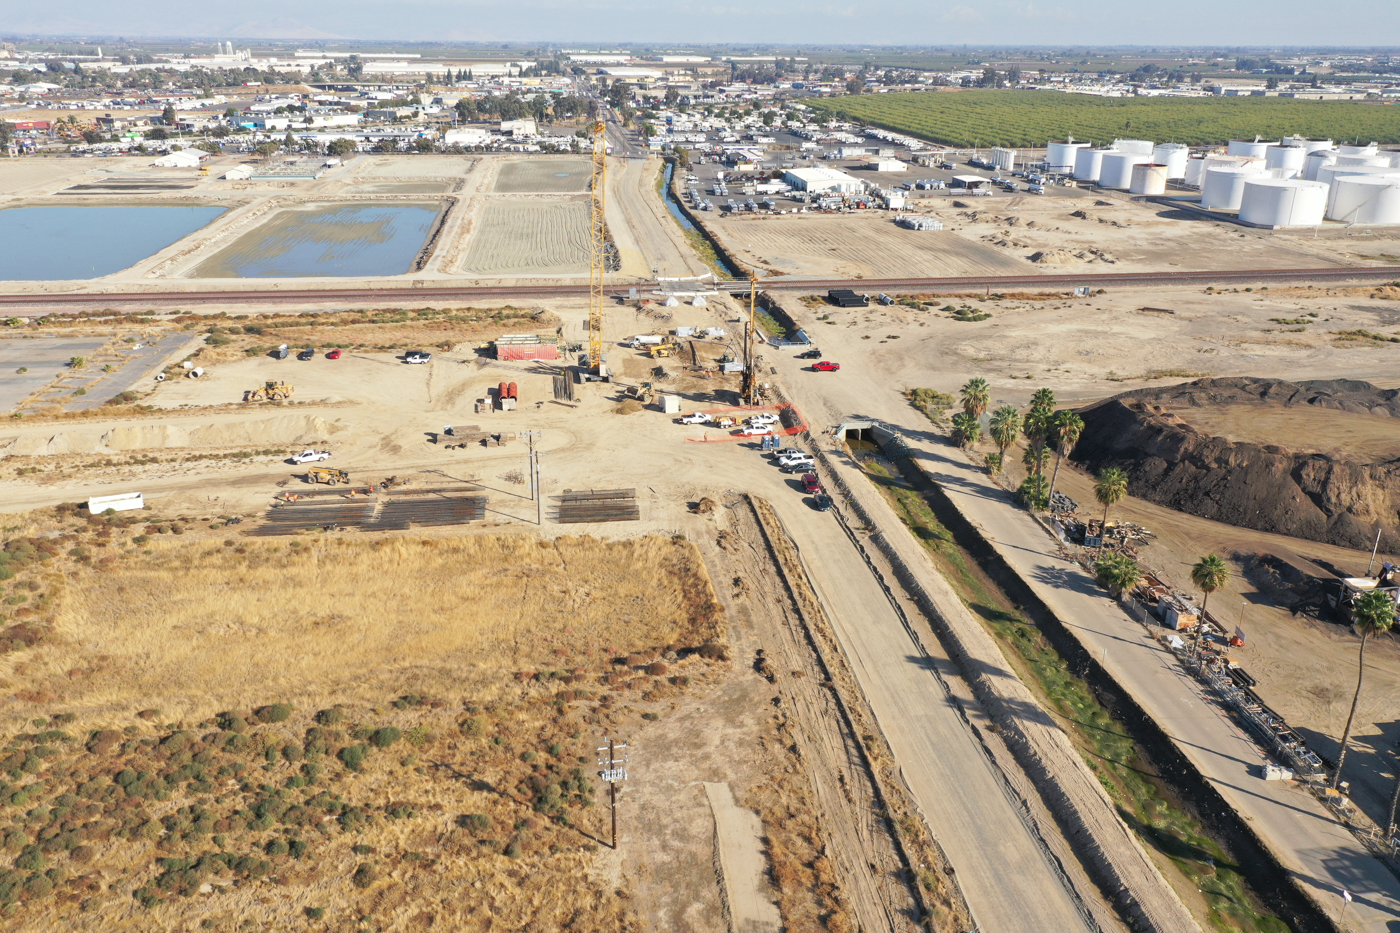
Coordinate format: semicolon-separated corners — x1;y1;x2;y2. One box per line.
0;205;226;280
199;204;440;278
661;163;697;231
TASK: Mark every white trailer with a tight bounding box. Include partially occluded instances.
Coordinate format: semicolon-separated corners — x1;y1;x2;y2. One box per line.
87;492;145;514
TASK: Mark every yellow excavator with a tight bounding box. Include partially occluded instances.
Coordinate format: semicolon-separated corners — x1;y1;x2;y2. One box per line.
244;381;294;402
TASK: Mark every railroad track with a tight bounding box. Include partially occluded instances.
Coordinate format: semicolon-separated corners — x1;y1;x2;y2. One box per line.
1;265;1397;311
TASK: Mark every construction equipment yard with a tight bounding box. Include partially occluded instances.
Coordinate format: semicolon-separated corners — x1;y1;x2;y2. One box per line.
7;148;1400;933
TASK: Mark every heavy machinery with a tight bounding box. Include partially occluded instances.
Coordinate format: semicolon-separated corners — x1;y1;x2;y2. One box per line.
650;342;675;359
629;382;656;405
305;466;349;485
244;380;294;402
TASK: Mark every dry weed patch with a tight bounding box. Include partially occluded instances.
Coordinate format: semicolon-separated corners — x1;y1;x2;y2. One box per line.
0;525;724;930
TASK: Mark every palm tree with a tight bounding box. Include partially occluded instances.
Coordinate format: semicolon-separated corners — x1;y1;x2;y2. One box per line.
1030;387;1056;416
1333;589;1398;790
1047;411;1084;510
959;377;990;420
989;405;1019;459
1095;552;1142;599
951;411;981;448
1093;468;1128;549
1022;407;1052;476
1190;554;1230;621
1021;444;1049;475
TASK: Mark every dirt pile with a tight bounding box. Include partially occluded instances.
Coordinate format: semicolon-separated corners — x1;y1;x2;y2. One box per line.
1072;377;1400;550
1029;248;1117;265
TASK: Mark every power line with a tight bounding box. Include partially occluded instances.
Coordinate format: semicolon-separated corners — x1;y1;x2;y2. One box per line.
597;736;628;850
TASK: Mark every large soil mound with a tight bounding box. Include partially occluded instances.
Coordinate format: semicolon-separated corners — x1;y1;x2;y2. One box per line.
1071;377;1400;550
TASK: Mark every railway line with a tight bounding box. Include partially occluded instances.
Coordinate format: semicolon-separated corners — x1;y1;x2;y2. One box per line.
1;264;1397;311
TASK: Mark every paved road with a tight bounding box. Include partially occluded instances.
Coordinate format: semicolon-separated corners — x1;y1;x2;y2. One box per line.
3;265;1399;311
762;479;1096;933
769;347;1400;933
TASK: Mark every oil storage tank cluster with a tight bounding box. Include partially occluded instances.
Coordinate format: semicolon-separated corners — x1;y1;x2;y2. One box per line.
1239;178;1328;227
1264;145;1307;179
1201;167;1256;210
1073;147;1113;182
1152;143;1189;179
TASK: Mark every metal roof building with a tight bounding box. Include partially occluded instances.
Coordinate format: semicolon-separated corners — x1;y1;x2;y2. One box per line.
783;167;863;194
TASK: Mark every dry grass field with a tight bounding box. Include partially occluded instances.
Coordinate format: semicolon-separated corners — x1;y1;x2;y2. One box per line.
0;509;732;931
491;159;591;195
45;535;722;723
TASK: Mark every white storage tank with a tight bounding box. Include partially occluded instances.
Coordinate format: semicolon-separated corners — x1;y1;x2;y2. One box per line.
1099;151;1151;188
1264;145;1306;179
1281;136;1333;153
1129;163;1169;195
1302;149;1337;181
1239;178;1328;227
1317;163;1400;189
1339;143;1379;157
1201;167;1254;210
1325;175;1400;223
1228;139;1271;159
1111;138;1154;156
1336;154;1390;168
1046;140;1089;172
1073;147;1113;182
1184;155;1208;187
1385;151;1400;169
990;147;1017;171
1152;143;1190;179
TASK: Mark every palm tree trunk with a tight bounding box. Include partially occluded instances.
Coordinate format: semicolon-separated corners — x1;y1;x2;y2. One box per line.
1099;503;1109;552
1387;747;1400;836
1048;447;1064;510
1333;631;1370;790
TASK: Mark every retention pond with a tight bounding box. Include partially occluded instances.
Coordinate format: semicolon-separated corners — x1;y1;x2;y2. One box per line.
0;205;225;280
193;203;442;278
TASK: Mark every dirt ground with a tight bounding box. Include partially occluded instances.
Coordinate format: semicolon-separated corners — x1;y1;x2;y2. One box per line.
491;158;592;195
768;282;1400;838
459;198;591;277
696;189;1400;279
1159;403;1400;461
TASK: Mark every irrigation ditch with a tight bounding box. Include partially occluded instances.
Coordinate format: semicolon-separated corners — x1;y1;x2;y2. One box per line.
858;431;1335;933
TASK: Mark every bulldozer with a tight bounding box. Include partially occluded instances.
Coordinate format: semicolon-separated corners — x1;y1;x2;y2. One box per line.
305;467;350;485
244;381;294;402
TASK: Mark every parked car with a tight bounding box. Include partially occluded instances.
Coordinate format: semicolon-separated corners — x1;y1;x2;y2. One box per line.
290;450;332;464
812;494;833;512
797;348;822;360
678;412;710;425
297;348;315;361
737;424;773;436
747;412;779;425
327;349;342;359
801;473;821;495
404;350;432;364
775;448;810;463
812;361;841;372
781;458;815;473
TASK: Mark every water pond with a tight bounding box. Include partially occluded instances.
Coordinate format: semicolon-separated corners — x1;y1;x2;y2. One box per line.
193;203;441;278
0;205;225;280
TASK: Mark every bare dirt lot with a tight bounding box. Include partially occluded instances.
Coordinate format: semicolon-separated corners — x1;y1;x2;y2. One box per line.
459;198;591;277
354;156;477;179
1163;404;1400;461
491;158;592;194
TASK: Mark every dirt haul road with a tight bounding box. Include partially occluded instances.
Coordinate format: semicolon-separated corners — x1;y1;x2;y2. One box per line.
759;474;1098;933
767;306;1400;933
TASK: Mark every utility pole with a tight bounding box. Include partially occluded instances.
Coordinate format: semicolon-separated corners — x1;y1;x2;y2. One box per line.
597;737;628;850
522;430;542;525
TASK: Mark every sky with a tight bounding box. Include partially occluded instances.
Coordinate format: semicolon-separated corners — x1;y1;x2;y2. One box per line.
5;0;1400;47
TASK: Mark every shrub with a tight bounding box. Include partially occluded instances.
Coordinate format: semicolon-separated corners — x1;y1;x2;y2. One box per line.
504;840;522;859
351;863;376;889
646;661;668;676
263;703;294;723
305;907;325;919
339;745;368;771
265;839;288;857
460;813;491;833
369;727;400;748
460;717;483;737
314;708;344;726
520;750;536;763
14;846;43;871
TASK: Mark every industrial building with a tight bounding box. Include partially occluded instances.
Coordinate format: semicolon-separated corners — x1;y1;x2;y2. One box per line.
783;167;863;195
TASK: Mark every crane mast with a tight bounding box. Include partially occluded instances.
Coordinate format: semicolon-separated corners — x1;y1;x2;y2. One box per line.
588;120;608;375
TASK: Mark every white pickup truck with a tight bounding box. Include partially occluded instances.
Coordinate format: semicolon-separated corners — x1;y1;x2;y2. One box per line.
290;450;332;464
677;413;711;425
737;424;773;436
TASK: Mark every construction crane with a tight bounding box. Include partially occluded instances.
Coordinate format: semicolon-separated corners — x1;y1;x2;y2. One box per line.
587;120;608;376
742;271;759;406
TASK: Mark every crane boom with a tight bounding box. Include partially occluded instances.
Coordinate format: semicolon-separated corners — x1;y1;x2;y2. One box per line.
588;121;608;374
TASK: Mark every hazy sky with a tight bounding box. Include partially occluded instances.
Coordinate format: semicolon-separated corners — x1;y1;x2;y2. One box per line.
7;0;1400;47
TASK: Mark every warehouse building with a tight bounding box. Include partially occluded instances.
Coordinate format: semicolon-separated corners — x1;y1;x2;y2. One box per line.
783;166;863;195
